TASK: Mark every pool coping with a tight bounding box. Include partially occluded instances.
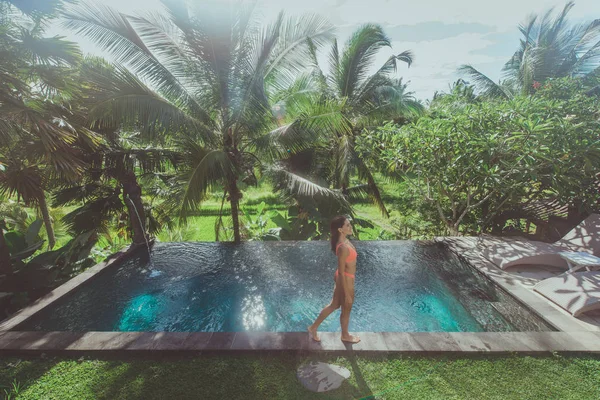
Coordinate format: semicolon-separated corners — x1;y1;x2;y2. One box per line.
0;239;599;355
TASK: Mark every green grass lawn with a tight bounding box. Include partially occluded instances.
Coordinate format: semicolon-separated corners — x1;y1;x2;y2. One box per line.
1;353;599;399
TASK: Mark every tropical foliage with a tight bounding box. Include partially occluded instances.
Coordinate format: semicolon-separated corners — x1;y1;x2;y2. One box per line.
60;0;361;243
0;0;92;251
357;77;600;234
1;0;600;318
460;1;600;98
275;24;421;216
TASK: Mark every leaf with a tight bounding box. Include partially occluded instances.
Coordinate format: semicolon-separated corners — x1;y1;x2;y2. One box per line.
260;228;282;241
9;241;45;262
257;201;266;216
4;232;27;254
270;212;292;231
459;65;512;99
25;219;43;246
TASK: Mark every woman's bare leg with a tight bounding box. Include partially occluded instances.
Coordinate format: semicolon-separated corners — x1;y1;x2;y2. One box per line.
308;283;342;342
340;280;360;343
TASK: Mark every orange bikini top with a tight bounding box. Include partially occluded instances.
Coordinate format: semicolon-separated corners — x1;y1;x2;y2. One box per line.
336;242;357;263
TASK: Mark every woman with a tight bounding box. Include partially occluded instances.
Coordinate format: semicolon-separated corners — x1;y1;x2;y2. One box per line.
308;216;360;343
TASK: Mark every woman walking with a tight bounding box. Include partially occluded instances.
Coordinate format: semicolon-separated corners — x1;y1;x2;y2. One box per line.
308;216;360;343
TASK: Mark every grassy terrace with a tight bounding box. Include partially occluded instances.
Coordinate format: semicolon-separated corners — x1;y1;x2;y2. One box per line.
1;354;599;399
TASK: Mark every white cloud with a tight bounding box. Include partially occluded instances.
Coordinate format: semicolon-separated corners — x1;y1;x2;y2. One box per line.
382;33;508;100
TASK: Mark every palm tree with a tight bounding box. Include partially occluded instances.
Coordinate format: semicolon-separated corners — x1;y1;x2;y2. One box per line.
64;0;346;243
371;78;424;124
276;24;416;215
460;2;600;98
0;1;94;249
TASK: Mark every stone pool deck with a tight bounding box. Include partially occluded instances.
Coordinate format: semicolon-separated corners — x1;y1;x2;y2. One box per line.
1;330;600;355
0;239;599;355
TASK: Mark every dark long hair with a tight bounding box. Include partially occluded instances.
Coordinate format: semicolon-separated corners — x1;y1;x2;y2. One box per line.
330;215;347;254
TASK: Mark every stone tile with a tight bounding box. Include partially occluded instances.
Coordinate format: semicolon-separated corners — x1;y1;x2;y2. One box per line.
0;332;29;349
410;333;461;352
2;332;84;350
540;313;588;332
65;332;154;351
526;332;594;352
567;332;600;352
307;332;346;352
181;332;213;350
123;332;158;350
380;332;420;351
84;262;107;274
66;271;96;284
152;332;191;350
448;332;490;352
231;332;307;350
0;314;31;331
100;332;152;350
65;332;128;351
23;332;84;350
205;332;236;350
474;333;547;352
349;333;388;352
282;332;310;350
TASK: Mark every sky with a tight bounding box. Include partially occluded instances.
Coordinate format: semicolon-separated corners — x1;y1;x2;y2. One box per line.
50;0;600;101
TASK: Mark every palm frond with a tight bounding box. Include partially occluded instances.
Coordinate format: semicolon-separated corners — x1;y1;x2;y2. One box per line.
19;29;81;66
85;63;215;143
61;193;123;235
459;64;511;99
0;163;44;204
52;183;114;207
62;1;207;121
178;148;232;221
266;164;349;207
268;72;319;105
283;95;351;138
251;120;321;161
265;13;335;81
337;24;392;100
328;39;340;89
352;51;413;110
356;158;389;217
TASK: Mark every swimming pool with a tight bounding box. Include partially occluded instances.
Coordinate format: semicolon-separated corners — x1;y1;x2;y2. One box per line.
17;241;553;333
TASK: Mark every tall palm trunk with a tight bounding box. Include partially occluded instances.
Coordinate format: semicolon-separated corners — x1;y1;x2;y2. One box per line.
121;171;147;245
0;221;12;276
38;194;56;250
226;128;242;244
229;179;242;244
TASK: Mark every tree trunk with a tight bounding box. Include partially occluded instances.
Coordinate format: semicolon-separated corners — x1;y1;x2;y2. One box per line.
121;171;147;245
38;194;56;250
229;178;242;244
0;221;12;276
448;222;459;236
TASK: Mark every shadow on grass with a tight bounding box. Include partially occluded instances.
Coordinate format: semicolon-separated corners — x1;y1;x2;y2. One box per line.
2;353;600;399
0;356;61;397
88;353;360;400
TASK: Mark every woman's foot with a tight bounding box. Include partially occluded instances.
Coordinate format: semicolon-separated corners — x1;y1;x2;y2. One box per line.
341;334;360;344
307;326;321;342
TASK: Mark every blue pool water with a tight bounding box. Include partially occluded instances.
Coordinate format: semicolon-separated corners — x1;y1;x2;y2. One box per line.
17;241;553;332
